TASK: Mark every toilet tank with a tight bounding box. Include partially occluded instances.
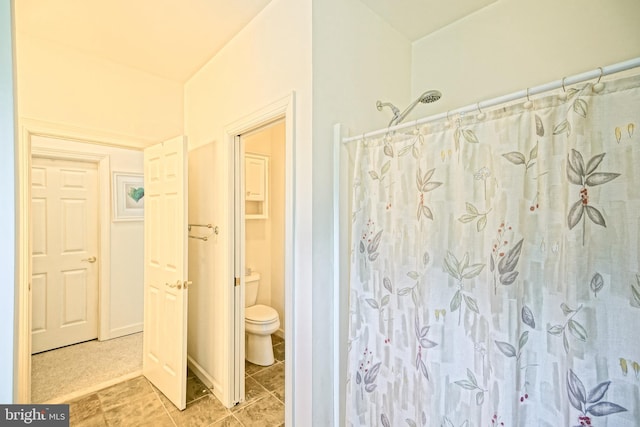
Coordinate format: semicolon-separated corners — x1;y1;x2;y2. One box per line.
245;273;261;307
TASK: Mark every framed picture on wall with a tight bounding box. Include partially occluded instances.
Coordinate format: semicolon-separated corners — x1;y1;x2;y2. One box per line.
112;172;144;221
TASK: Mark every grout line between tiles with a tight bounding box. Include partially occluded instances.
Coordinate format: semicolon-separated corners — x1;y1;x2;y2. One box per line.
229;411;246;427
149;381;178;427
270;389;284;406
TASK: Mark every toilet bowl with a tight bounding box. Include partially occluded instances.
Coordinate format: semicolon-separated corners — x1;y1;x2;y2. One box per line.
245;273;281;366
245;304;280;365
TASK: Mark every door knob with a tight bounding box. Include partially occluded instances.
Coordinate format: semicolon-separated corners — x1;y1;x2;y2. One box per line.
166;281;182;290
164;280;192;290
81;256;97;263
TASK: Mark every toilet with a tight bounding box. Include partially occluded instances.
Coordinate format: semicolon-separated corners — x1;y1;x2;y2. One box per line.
245;272;280;366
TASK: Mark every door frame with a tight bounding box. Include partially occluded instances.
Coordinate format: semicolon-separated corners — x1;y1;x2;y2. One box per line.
225;93;295;424
16;119;148;402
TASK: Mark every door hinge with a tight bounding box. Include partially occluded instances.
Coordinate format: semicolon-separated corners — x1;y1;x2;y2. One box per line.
235;277;240;287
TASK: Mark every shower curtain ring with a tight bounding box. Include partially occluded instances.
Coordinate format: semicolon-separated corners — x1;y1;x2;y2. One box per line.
384;129;393;143
444;110;452;128
414;122;421;135
476;103;486;121
559;76;568;101
593;66;605;93
524;88;533;109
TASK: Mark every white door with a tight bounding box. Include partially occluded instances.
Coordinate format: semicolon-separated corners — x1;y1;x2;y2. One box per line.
31;157;99;354
143;136;189;410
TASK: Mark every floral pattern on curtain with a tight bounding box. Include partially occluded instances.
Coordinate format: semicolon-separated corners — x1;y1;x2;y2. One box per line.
345;74;640;427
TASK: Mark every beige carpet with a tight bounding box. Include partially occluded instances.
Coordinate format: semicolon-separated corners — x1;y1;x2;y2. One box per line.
31;332;143;403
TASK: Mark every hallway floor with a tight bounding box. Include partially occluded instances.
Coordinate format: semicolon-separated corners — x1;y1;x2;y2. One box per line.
67;335;285;427
32;332;143;403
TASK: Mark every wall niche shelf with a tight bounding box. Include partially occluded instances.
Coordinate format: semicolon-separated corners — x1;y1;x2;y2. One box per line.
245;153;269;219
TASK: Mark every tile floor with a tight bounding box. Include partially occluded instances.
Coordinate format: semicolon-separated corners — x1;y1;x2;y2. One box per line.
67;335;285;427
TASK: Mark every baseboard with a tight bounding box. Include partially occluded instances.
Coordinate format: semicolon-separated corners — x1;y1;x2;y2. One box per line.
187;355;222;400
107;323;143;340
43;370;143;404
275;328;285;339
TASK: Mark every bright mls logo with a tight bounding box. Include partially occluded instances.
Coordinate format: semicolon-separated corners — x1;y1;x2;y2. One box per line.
0;405;69;426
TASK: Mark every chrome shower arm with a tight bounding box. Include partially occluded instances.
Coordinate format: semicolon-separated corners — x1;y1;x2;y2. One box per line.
376;100;399;114
376;100;400;125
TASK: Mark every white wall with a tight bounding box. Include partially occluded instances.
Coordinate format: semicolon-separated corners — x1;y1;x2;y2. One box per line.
186;142;217;380
410;0;640;114
14;33;183;146
30;135;144;338
312;0;412;424
184;0;312;419
0;0;17;404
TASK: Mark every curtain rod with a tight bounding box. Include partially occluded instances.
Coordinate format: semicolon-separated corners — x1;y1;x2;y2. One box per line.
342;57;640;143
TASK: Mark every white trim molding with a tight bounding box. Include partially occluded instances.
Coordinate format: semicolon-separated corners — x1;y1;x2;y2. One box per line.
224;92;296;425
31;143;113;342
19;118;155;150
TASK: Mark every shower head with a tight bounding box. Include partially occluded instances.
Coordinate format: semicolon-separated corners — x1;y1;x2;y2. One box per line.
418;90;442;104
381;90;442;127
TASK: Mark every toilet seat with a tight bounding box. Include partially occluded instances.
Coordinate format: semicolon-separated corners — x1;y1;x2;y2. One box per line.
245;304;278;323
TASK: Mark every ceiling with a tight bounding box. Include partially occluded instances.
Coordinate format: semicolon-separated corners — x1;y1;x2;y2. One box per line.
14;0;273;82
359;0;497;42
14;0;496;83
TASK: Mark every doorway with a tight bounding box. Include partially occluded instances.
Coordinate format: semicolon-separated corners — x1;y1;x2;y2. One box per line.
238;119;286;415
226;94;294;424
23;132;145;403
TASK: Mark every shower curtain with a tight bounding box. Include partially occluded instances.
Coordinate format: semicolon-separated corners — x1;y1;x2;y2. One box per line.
345;74;640;426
